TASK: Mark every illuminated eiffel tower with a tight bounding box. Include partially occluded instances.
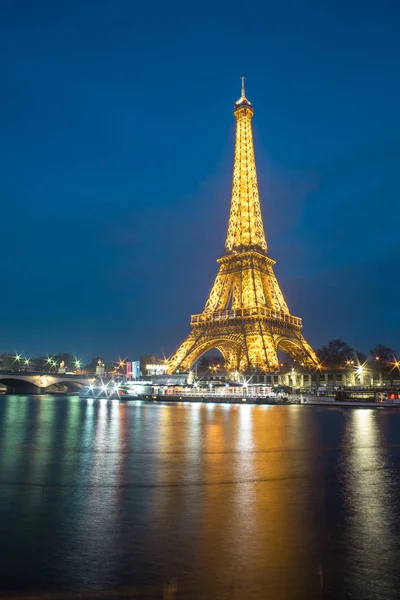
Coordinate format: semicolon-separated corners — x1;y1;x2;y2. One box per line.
167;79;318;374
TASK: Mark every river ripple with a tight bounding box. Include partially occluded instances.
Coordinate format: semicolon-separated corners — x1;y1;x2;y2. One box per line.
1;395;400;599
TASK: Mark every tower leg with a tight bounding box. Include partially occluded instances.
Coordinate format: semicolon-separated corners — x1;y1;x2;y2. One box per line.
167;330;201;373
239;331;279;372
275;333;318;368
223;348;240;372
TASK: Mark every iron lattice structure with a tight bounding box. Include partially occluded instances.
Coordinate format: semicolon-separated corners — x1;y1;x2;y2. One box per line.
168;81;318;374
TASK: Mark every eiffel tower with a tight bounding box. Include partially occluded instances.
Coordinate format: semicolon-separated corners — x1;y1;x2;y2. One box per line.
167;79;318;374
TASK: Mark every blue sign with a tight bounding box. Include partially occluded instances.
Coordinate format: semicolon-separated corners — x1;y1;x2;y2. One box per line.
131;361;141;379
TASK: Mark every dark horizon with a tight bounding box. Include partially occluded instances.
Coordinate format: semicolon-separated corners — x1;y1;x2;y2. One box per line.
1;1;399;361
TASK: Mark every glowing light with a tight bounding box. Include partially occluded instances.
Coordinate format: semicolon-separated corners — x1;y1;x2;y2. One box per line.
166;81;318;374
145;362;168;375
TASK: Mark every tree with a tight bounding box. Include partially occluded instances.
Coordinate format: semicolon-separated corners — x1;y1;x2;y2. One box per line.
197;355;225;375
370;345;396;362
354;351;367;364
316;339;354;365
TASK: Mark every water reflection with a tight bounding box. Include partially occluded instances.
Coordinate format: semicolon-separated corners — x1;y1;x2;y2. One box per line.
1;398;400;599
343;409;399;599
0;397;29;482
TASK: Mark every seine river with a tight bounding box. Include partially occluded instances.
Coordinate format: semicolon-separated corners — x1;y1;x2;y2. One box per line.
1;395;400;599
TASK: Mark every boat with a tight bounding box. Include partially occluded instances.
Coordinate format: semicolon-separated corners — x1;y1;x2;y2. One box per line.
117;380;153;398
79;378;153;400
79;379;119;399
302;389;400;407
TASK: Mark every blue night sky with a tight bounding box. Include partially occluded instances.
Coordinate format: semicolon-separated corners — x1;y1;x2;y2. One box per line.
0;0;399;361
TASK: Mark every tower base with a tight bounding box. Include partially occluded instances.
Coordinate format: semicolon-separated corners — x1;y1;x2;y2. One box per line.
167;315;318;374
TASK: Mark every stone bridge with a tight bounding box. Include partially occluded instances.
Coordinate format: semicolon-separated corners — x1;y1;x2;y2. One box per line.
0;371;95;394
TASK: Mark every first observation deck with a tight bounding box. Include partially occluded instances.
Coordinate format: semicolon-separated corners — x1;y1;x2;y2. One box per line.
191;307;302;328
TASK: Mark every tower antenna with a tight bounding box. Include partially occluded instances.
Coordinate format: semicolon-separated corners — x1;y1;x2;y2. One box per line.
241;76;245;99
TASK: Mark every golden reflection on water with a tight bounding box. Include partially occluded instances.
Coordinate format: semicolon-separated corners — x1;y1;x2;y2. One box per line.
343;409;397;599
158;404;322;600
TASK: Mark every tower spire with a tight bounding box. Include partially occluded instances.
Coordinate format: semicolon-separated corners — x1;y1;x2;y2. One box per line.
226;77;267;253
241;76;245;99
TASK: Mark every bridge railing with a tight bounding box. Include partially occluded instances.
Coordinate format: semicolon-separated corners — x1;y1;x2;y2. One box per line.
0;370;92;379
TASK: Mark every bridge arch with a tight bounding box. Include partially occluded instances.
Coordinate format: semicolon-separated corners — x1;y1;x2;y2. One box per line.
45;380;86;393
0;378;43;394
0;373;94;394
